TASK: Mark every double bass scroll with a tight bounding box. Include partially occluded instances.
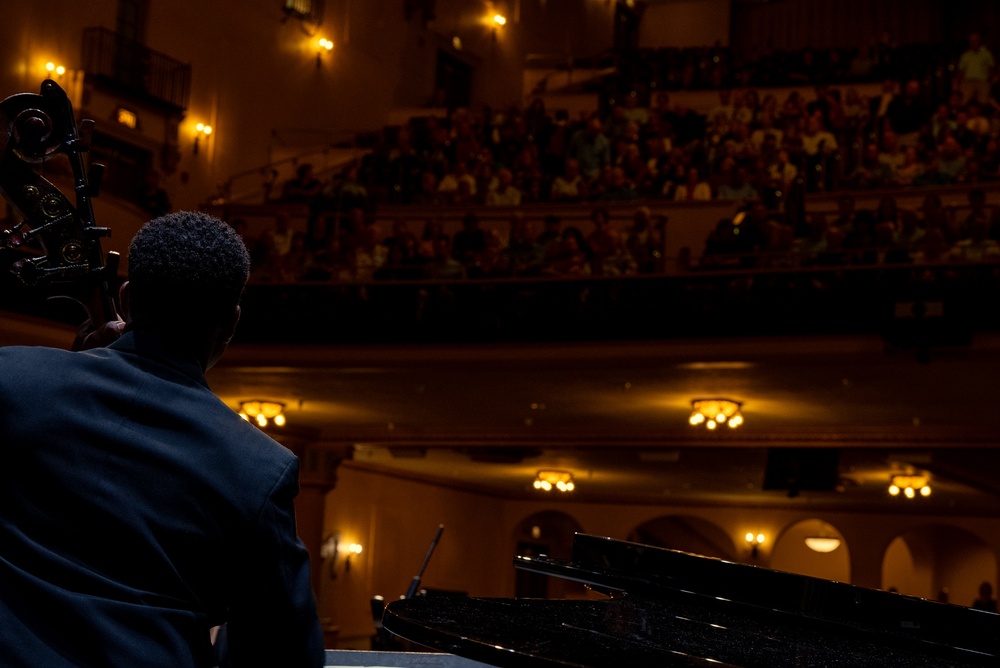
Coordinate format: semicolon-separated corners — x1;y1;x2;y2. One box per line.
0;79;118;328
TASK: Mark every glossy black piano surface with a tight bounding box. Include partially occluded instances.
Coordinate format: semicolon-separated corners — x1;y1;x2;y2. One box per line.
382;534;999;668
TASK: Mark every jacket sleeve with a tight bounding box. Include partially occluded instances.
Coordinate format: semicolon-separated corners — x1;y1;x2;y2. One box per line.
223;458;324;667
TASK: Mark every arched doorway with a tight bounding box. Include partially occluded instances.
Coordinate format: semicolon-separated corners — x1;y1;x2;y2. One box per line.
882;524;997;605
771;518;850;583
627;515;735;560
514;510;584;599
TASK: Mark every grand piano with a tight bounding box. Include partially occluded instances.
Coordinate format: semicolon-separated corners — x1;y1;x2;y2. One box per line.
377;533;999;667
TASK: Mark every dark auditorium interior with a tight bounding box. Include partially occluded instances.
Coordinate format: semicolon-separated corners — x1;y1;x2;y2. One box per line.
4;0;1000;656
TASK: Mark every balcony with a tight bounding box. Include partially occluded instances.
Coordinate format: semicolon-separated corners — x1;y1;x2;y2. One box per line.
81;27;191;111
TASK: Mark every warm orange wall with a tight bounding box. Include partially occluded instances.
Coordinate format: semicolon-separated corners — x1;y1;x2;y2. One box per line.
0;1;618;214
640;0;732;48
320;464;515;645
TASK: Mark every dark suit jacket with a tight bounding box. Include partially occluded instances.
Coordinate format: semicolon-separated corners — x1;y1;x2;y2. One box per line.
0;329;324;667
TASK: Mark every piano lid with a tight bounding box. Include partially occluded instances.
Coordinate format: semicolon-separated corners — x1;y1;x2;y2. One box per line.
382;534;999;668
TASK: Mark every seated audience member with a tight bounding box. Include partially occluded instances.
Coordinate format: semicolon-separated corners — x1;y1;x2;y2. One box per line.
625;206;665;274
310;234;354;281
877;130;906;178
717;166;759;201
932;136;968;183
277;231;315;281
793;213;830;265
566;112;612;181
281;163;324;203
892;146;925;186
767;150;799;193
949;216;1000;262
423;238;467;280
353;223;389;281
895;210;925;250
419;218;450;260
544;226;593;276
413;170;445;205
331;162;369;212
845;143;891;189
383;220;419;259
596;166;639;201
550;158;587;201
255;214;297;282
466;230;509;278
536;215;563;258
504;212;545;276
872;220;912;264
673;166;712;201
586;206;622;274
452;212;488;268
914;226;951;264
437;160;477;204
486;167;523;206
815;225;849;266
972;582;998;612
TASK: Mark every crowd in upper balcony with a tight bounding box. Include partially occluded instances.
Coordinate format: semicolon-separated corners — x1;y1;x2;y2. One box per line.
241;31;1000;284
314;31;1000;211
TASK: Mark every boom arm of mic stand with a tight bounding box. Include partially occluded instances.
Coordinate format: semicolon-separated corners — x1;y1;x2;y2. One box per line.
405;524;444;599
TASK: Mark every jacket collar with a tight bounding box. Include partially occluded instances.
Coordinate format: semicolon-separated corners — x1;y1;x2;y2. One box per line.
108;327;209;389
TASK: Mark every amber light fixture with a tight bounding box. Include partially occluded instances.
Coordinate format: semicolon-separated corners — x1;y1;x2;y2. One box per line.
804;537;842;553
193;122;213;154
316;37;333;68
238;400;286;428
745;532;765;558
689;399;743;430
320;534;363;578
533;470;575;492
889;474;931;499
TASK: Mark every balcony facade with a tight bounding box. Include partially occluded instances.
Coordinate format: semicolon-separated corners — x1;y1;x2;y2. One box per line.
81;27;191;112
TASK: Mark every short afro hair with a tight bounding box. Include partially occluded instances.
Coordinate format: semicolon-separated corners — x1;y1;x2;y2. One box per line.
127;211;250;326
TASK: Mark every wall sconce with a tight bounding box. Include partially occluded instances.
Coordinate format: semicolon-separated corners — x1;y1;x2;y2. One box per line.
490;13;506;41
238;400;286;428
689;399;743;430
804;536;842;553
888;474;931;499
193;122;213;155
316;37;333;69
533;470;575;492
320;534;363;578
745;532;765;558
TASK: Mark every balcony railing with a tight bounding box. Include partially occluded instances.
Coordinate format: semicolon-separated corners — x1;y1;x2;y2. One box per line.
81;27;191;111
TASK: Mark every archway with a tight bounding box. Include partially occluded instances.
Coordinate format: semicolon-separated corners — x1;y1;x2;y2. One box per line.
771;518;850;583
882;524;997;605
627;515;735;560
514;510;585;599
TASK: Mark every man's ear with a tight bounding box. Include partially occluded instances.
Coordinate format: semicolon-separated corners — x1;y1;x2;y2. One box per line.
223;304;241;344
118;281;132;322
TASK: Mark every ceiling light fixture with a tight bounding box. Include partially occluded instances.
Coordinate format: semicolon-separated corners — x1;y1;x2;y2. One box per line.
239;400;286;428
689;399;743;430
888;474;931;499
533;470;574;492
804;536;842;553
